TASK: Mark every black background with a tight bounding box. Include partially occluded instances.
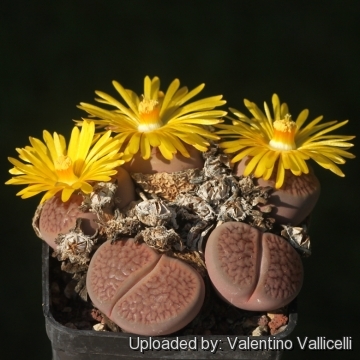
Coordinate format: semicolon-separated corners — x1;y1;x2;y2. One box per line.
1;1;359;359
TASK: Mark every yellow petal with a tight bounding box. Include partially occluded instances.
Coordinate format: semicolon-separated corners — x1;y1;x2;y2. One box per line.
272;94;281;120
150;77;160;100
263;164;275;180
112;80;139;115
177;83;205;106
67;126;80;160
295;109;309;130
127;132;142;154
243;149;268;176
159;78;180;119
140;135;151;159
275;158;285;188
158;142;174;160
231;147;256;164
61;188;75;202
144;76;152;99
146;132;161;147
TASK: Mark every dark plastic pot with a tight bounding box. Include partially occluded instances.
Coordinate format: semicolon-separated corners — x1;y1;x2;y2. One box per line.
42;243;298;360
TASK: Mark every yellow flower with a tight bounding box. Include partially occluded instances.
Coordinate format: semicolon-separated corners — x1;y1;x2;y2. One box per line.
6;121;124;203
77;76;226;161
217;94;355;188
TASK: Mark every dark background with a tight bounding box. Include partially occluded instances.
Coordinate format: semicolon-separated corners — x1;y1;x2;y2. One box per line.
1;1;359;359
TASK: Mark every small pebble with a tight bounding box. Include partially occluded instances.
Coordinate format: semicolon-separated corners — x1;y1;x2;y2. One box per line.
252;326;263;336
93;323;107;332
269;314;288;335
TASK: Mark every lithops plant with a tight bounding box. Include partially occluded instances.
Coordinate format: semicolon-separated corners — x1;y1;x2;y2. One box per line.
235;157;321;225
6;121;134;248
37;192;98;249
217;94;355;225
205;222;303;311
77;76;226;174
86;239;205;335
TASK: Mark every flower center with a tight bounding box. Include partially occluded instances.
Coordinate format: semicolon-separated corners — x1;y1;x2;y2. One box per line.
269;114;297;150
138;98;163;132
54;155;79;184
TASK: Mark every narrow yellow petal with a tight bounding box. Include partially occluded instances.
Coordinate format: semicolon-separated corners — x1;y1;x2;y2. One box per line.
244;99;266;121
141;135;151;159
40;188;62;203
112;80;139;115
159;78;180;119
67;126;80;160
230;147;256;164
275;158;285;188
53;132;65;158
243;149;268;176
20;191;43;199
301;150;345;176
150;76;160;100
127;132;142;154
165;133;190;158
280;102;289;118
287;153;302;176
295;109;309;130
272;94;281;120
176;83;205;106
42;130;58;162
73;121;94;174
263;164;275;180
158;133;176;153
146;132;161;147
85;130;112;161
254;151;274;178
158;142;174;160
61;188;75;202
144;76;152;99
259;150;279;169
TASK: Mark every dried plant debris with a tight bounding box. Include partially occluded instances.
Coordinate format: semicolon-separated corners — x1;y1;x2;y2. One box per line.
51;219;101;300
97;207;141;241
107;146;276;257
32;201;43;238
191;148;275;231
135;195;178;228
53;219;98;265
52;146;278;267
131;169;199;201
80;182;118;214
281;224;311;257
134;226;184;252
